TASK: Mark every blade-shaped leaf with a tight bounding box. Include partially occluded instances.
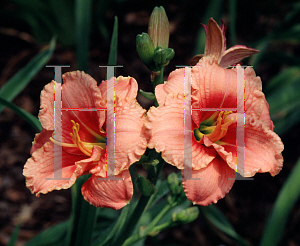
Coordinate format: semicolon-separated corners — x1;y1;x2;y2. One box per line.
260;156;300;246
0;37;56;113
7;223;21;246
66;175;96;246
265;67;300;93
108;16;118;66
229;0;237;46
91;205;129;246
0;97;42;132
75;0;92;72
25;220;69;246
265;67;300;135
200;205;250;246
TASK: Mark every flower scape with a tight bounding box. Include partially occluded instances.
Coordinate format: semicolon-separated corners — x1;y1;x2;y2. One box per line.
23;18;283;209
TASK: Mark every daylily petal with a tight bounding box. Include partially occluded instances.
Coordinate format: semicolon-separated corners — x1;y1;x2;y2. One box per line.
81;170;133;209
182;157;236;206
243;115;284;177
39;81;55;130
200;134;237;171
201;19;227;49
99;76;138;102
219;45;259;68
189;54;204;66
155;68;185;106
146;94;184;167
220;20;227;50
258;97;274;131
192;58;237;109
62;71;103;109
61;71;105;144
244;67;274;129
31;128;53;155
75;146;105;176
146;94;215;169
23;141;85;196
204;18;224;63
114;98;147;173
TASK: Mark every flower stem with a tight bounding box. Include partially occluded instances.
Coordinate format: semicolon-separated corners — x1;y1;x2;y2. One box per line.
66;175;96;246
152;67;165;88
112;195;151;245
112;158;165;245
122;203;174;246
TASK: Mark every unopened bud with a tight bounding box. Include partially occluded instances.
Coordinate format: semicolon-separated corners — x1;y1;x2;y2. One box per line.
167;173;181;195
153;47;175;67
173;207;199;224
148;6;170;48
136;33;155;69
136;175;156;196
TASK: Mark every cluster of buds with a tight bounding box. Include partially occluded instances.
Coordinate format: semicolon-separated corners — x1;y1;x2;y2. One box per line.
136;6;175;74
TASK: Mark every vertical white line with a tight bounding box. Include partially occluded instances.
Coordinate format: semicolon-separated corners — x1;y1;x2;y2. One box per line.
46;65;70;180
53;82;63;178
106;67;115;178
236;65;245;176
183;67;193;179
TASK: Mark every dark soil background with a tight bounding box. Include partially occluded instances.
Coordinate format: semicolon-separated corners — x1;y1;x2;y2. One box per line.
0;0;300;245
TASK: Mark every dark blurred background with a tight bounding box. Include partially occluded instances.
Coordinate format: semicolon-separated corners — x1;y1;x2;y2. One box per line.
0;0;300;245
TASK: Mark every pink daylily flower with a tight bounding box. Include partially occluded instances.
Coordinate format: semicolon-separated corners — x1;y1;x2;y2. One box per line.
23;71;147;209
146;18;284;206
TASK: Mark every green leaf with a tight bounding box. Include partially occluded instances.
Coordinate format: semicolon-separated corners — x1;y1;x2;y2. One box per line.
259;52;300;67
0;37;56;113
91;206;129;246
25;220;69;246
75;0;93;72
7;223;21;246
108;16;118;66
0;97;42;132
66;175;96;246
260;156;300;246
48;0;75;46
265;67;300;93
250;4;300;68
200;205;249;246
95;0;111;42
229;0;237;46
265;67;300;135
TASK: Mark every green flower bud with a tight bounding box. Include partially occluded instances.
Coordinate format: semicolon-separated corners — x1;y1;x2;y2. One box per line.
173;207;199;224
153;47;175;67
136;175;156;196
167;172;181;196
136;32;155;69
139;89;156;101
148;6;170;48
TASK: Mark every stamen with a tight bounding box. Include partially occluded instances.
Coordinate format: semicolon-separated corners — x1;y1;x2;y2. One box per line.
70;120;92;157
194;111;234;143
50;137;77;147
50;120;106;157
